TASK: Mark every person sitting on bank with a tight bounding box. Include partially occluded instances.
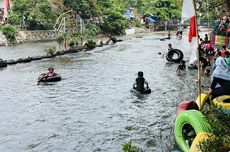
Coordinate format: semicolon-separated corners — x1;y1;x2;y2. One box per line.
133;71;149;92
106;35;117;44
176;60;186;75
206;51;230;98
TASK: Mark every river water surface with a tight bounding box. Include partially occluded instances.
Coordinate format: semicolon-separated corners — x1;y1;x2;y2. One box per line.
0;33;210;152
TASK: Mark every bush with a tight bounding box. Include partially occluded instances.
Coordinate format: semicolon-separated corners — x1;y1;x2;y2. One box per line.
134;19;142;27
198;106;230;151
1;24;17;41
85;23;101;36
56;35;64;50
86;39;96;48
44;46;57;55
101;11;127;35
68;39;75;48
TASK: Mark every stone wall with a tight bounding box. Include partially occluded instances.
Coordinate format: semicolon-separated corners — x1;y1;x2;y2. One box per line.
0;30;58;46
16;30;58;43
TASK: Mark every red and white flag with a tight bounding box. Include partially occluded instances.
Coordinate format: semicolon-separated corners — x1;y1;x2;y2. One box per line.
181;0;197;42
181;0;197;63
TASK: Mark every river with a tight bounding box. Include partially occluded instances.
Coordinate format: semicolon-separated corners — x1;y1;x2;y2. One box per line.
0;33;210;152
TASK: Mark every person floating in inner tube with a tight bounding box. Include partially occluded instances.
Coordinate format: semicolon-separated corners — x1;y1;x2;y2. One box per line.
176;60;186;75
38;67;57;81
133;71;149;92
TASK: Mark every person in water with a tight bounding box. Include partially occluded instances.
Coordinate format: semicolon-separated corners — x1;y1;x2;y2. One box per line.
133;71;149;92
168;43;173;52
46;67;57;77
167;30;171;39
176;60;186;75
38;67;57;81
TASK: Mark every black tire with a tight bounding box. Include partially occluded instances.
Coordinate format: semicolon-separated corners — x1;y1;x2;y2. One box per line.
166;49;184;63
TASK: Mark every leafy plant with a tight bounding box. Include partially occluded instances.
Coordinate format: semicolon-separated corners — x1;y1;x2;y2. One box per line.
56;35;64;50
122;140;143;152
1;24;17;41
198;105;230;151
9;0;58;30
44;46;57;55
68;33;80;48
100;11;127;35
68;39;75;48
86;39;96;48
85;23;101;36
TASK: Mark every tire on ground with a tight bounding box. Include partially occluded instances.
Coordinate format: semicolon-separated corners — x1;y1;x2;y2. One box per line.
174;110;211;152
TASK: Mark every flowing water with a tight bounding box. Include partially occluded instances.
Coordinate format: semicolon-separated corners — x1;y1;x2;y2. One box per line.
0;33;210;152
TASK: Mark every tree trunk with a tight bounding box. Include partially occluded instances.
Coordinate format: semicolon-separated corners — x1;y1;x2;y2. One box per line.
223;0;230;15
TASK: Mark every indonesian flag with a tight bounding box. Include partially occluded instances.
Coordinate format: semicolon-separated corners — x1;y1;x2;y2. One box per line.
181;0;197;42
181;0;197;64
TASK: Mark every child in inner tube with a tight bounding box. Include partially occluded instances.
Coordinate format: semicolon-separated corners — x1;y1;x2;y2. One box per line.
38;67;57;81
176;60;186;75
133;71;149;92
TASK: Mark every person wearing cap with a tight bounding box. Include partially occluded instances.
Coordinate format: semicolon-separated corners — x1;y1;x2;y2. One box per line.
133;71;149;92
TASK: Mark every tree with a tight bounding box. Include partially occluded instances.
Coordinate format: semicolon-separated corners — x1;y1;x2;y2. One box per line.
56;35;64;50
9;0;58;30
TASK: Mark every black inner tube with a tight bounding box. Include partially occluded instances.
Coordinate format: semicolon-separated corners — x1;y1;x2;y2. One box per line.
166;49;184;63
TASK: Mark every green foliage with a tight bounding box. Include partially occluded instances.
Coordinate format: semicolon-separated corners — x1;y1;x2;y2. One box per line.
199;106;230;151
44;46;57;55
1;24;17;40
68;33;80;48
86;39;96;48
64;0;101;18
56;35;64;50
126;0;181;20
56;35;64;44
122;140;143;152
10;0;57;30
68;39;75;48
85;23;101;36
101;11;127;35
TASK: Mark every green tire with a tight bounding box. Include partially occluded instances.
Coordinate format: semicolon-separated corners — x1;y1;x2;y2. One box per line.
174;110;211;152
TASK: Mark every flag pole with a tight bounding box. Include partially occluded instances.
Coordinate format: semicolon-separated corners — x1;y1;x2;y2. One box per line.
193;0;202;106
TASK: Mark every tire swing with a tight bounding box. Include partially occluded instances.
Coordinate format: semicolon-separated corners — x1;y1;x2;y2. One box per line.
166;49;184;63
174;110;211;152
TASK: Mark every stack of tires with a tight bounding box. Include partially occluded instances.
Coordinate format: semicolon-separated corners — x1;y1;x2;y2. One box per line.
174;110;211;152
166;49;184;63
174;94;230;152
